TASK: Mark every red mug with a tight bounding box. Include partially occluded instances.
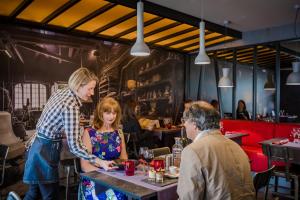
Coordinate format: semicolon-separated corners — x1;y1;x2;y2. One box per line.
153;159;165;172
125;160;135;176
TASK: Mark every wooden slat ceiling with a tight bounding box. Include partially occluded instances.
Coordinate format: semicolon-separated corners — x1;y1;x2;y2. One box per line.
0;0;241;53
208;46;297;69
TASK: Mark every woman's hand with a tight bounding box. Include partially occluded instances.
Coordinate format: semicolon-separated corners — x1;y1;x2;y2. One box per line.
94;157;115;171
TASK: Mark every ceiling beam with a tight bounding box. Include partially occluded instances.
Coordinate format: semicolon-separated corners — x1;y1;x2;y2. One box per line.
105;0;242;38
67;3;116;30
42;0;80;24
92;11;136;35
149;27;197;44
9;0;33;18
144;22;182;38
111;16;163;39
177;34;227;51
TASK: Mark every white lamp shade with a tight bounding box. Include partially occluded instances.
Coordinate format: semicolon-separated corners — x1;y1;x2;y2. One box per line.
130;1;150;56
286;62;300;85
218;68;233;87
195;21;210;64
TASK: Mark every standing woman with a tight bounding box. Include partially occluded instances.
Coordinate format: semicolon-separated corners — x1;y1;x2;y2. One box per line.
23;68;114;200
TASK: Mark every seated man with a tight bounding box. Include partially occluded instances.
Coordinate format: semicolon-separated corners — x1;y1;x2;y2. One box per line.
177;101;255;200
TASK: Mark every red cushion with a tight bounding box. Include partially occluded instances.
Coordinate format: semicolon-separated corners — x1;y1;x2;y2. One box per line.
244;121;275;147
242;145;268;172
274;123;300;138
221;120;274;147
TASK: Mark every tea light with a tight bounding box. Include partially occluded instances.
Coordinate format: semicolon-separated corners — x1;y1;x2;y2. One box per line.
155;171;164;182
148;169;156;181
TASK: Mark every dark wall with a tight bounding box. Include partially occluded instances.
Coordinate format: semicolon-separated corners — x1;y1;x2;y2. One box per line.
0;25;185;122
281;70;300;116
187;55;275;118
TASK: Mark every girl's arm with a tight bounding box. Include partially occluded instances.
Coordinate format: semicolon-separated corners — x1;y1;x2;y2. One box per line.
119;130;128;160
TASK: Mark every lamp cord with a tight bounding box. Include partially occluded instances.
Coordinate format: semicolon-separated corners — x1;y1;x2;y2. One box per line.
295;6;299;37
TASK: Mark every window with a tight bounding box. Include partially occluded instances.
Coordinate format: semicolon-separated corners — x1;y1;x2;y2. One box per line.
14;83;47;109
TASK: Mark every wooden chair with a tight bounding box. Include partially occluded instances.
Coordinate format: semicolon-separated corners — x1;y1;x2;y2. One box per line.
0;145;9;200
253;165;275;200
60;158;80;200
151;147;171;157
263;144;300;200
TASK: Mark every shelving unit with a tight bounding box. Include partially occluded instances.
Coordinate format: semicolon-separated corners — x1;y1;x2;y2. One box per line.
98;74;118;100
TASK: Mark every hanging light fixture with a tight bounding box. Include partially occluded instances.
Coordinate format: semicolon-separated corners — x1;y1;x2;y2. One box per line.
264;72;275;90
218;67;233;87
195;0;210;64
218;21;233;88
195;21;210;64
286;61;300;85
130;1;150;56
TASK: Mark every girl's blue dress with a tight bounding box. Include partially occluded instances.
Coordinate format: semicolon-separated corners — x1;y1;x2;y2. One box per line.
80;128;127;200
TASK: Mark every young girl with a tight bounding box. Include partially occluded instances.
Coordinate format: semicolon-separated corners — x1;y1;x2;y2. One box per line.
80;97;128;200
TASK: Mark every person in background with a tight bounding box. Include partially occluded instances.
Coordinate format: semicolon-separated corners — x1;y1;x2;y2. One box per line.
177;101;255;200
80;97;128;200
23;68;104;200
236;99;250;120
184;99;193;112
210;99;220;112
122;100;141;136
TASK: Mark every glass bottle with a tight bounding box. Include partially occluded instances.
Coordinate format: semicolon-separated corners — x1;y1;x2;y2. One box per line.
172;137;183;167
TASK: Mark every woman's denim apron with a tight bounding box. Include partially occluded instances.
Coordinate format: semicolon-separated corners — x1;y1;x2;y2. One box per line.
23;133;62;184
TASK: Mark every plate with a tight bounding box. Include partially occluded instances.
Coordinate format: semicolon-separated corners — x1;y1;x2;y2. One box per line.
164;172;179;178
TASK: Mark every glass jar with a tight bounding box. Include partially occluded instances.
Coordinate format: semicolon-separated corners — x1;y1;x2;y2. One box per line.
172;137;183;167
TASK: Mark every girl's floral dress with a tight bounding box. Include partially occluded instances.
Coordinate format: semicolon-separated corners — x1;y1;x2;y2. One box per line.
80;128;127;200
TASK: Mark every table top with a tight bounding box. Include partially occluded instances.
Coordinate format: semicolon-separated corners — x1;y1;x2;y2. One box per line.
224;132;249;139
259;138;300;150
150;127;182;133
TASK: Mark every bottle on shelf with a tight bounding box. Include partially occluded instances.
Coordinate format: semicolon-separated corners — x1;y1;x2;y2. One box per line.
172;137;183;167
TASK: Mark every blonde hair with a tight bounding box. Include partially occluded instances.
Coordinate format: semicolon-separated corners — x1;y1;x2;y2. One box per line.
68;68;98;92
93;97;121;130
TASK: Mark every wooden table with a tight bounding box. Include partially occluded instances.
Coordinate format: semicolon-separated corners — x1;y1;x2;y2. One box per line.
81;170;178;200
145;127;182;149
224;133;249;145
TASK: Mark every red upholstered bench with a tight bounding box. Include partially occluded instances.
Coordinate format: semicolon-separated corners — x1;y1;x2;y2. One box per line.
221;120;300;172
221;120;274;172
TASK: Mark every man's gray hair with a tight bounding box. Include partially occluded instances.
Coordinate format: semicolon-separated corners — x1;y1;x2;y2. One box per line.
183;101;220;131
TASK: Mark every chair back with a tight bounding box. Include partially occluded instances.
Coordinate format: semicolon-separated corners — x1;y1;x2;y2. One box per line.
73;157;82;175
253;165;275;199
6;191;21;200
152;147;171;157
265;145;294;179
0;144;9;186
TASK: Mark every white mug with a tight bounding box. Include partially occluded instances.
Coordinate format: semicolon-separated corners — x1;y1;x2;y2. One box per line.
169;166;178;175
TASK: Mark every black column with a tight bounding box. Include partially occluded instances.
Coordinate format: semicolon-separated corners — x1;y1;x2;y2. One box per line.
232;49;237;119
275;43;281;123
252;46;257;120
213;52;223;118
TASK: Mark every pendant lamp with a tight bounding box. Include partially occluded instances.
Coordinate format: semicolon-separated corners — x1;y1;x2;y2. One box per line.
195;21;210;64
286;62;300;85
130;1;150;56
218;68;233;87
264;73;275;90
